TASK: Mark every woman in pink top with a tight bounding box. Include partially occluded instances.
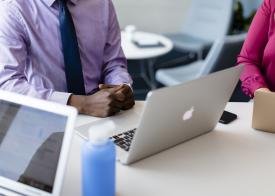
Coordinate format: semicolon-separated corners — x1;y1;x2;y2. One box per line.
238;0;275;97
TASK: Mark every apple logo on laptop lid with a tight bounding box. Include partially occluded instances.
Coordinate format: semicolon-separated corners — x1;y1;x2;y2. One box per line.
182;106;194;121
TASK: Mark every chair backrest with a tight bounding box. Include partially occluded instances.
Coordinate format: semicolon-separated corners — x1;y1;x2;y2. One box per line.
182;0;234;41
198;33;247;77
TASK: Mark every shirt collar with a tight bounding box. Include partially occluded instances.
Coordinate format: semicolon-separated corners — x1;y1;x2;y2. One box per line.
43;0;79;7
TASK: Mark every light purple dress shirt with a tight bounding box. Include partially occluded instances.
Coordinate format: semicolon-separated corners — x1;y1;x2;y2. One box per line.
0;0;132;104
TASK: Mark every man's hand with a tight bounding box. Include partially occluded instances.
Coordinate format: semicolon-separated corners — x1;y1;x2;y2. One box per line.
99;84;135;110
68;85;125;117
68;84;135;117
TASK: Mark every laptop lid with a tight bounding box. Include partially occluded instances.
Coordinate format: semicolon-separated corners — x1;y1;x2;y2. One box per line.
0;91;77;196
126;65;243;164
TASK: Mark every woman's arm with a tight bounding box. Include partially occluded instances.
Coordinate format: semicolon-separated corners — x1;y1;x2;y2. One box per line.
237;0;271;97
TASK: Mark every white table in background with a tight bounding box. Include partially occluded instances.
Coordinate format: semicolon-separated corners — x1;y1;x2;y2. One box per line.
121;31;173;89
61;102;275;196
121;31;173;60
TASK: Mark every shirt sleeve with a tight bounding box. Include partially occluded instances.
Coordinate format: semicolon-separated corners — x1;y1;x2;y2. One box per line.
102;0;133;86
237;0;271;97
0;4;70;105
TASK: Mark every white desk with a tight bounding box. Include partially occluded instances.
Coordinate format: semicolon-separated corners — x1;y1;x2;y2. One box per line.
121;31;173;89
121;31;173;60
61;102;275;196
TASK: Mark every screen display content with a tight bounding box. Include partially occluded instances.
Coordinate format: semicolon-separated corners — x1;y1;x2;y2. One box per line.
0;100;67;193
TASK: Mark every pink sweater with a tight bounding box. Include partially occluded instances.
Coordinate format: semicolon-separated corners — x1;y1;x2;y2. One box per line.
238;0;275;97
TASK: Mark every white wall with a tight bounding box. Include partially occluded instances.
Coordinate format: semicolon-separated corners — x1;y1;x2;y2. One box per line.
113;0;189;33
113;0;263;33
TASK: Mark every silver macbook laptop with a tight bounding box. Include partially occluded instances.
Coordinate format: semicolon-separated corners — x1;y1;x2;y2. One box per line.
77;65;242;165
0;91;77;196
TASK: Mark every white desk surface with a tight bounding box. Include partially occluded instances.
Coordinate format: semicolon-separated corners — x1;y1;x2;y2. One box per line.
121;31;173;60
61;102;275;196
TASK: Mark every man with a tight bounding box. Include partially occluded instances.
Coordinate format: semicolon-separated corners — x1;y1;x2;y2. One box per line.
0;0;134;117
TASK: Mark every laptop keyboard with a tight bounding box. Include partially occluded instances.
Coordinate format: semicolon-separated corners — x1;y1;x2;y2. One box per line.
110;128;136;151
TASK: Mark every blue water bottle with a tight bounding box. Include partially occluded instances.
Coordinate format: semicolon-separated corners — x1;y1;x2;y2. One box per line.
81;123;116;196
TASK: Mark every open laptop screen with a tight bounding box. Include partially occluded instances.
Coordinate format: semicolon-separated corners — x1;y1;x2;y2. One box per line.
0;99;67;193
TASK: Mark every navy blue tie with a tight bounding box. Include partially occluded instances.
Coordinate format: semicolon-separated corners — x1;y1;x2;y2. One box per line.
59;0;86;95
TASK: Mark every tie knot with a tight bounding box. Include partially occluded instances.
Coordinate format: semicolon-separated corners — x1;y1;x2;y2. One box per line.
60;0;68;3
59;0;69;9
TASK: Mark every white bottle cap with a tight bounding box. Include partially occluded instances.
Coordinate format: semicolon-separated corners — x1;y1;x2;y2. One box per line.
88;121;115;145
